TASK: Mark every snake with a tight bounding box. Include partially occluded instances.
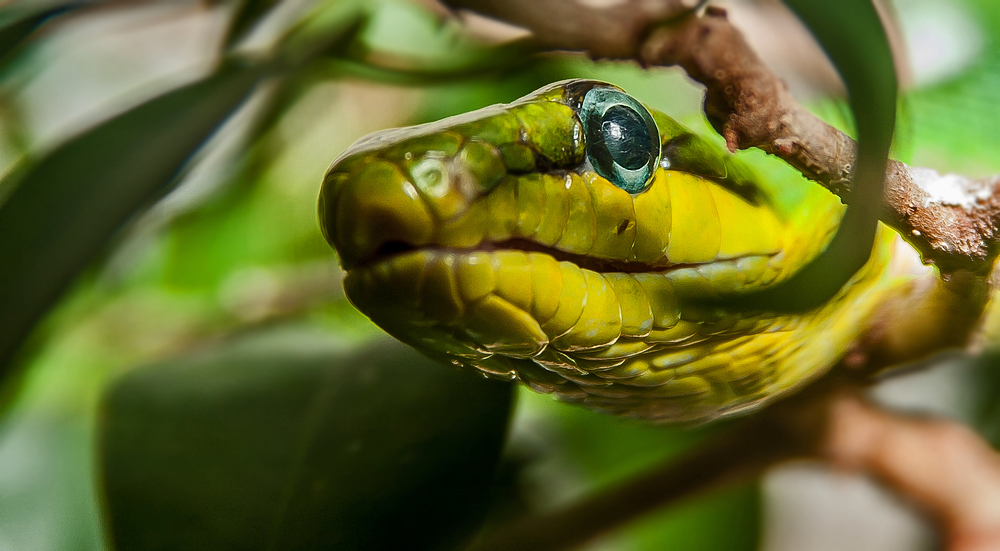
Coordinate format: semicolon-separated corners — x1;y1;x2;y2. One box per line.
318;79;898;422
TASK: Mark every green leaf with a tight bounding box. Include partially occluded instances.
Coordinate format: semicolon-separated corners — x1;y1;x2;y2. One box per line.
968;351;1000;447
276;2;368;66
98;328;514;551
0;61;265;377
0;1;76;62
324;38;538;86
505;391;760;551
0;413;104;551
224;0;280;49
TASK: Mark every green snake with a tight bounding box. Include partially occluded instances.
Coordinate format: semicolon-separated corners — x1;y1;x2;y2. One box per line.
318;80;898;422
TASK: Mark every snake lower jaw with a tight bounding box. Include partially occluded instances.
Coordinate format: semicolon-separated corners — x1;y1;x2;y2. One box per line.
339;241;789;358
350;238;691;275
342;245;637;353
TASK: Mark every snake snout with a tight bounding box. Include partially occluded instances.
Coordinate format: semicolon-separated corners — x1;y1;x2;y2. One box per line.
319;160;436;270
320;134;512;270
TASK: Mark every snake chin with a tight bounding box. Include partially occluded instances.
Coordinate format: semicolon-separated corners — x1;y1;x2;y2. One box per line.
340;236;892;424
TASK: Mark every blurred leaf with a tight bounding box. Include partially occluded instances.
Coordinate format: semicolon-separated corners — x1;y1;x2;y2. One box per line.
324;38;538;86
276;1;368;66
907;0;1000;175
224;0;280;49
0;1;76;63
626;482;759;551
346;0;536;77
969;351;1000;447
506;391;760;551
0;413;103;551
0;60;266;381
99;328;514;551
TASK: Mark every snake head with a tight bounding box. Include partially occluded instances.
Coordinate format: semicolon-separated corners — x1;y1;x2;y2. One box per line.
318;80;873;422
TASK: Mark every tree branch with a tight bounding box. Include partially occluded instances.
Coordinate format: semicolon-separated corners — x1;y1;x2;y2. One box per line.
466;427;782;551
824;396;1000;551
439;0;1000;275
467;362;1000;551
439;0;701;58
465;378;835;551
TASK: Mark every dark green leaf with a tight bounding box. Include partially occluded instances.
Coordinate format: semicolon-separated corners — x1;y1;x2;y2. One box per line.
324;38;538;86
0;413;104;551
98;328;514;551
969;351;1000;447
275;3;367;67
224;0;280;49
0;61;265;377
0;2;77;63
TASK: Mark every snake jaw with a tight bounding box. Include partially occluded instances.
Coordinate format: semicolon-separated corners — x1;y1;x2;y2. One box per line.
319;79;892;423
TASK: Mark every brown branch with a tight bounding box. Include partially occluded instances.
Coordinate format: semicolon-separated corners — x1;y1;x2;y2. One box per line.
438;0;1000;275
640;7;857;192
439;0;701;58
881;165;1000;275
824;396;1000;551
466;361;1000;551
465;425;788;551
464;376;839;551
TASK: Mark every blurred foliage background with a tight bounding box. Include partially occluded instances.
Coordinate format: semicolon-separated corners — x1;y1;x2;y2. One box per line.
0;0;998;550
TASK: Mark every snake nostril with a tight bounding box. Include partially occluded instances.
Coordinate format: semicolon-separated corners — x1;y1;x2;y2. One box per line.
617;220;631;235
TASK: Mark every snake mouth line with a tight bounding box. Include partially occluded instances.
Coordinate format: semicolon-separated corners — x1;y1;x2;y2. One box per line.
364;238;700;274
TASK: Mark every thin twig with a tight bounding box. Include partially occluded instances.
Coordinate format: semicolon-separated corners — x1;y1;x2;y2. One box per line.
466;373;853;551
466;434;773;551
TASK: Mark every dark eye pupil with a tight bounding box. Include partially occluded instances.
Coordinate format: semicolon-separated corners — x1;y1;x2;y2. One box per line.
578;85;660;194
601;105;652;170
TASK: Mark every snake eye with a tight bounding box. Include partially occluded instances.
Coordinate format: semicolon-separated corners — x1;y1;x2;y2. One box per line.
579;87;660;193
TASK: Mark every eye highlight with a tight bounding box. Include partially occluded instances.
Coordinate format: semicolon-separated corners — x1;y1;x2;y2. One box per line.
579;87;660;194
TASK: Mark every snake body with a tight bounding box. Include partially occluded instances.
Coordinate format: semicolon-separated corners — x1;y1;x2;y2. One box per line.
318;80;895;422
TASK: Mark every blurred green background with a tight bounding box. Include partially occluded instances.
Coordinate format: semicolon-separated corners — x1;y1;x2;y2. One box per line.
0;0;997;549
